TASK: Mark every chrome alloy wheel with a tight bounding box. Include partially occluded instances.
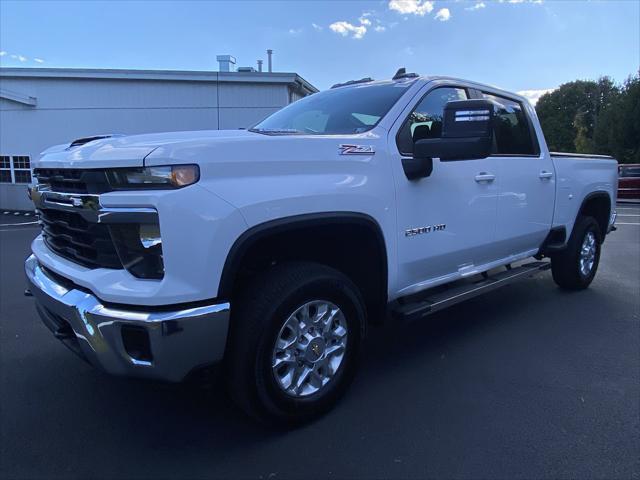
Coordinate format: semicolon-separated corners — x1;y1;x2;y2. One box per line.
272;300;348;397
579;231;597;277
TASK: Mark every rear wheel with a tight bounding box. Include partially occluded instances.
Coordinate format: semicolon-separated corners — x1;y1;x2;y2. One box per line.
226;262;366;425
551;216;602;290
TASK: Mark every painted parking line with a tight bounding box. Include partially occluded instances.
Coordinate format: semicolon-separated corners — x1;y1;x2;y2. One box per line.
616;222;640;226
618;214;640;217
0;221;39;227
0;227;40;232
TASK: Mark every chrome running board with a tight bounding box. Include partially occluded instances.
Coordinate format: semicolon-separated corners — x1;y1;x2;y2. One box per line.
392;261;551;322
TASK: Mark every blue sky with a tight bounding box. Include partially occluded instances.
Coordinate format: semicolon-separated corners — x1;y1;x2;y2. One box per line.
1;0;638;102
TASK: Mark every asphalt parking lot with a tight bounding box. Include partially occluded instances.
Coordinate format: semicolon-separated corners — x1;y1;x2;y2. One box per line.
1;205;639;480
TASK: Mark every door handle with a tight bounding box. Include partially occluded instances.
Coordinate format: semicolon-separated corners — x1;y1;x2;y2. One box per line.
474;173;495;183
539;171;554;179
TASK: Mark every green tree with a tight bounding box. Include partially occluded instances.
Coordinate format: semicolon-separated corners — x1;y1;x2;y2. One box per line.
536;77;619;153
593;73;640;164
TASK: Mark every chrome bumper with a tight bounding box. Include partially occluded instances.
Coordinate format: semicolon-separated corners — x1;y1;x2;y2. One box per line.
608;210;617;233
25;254;230;382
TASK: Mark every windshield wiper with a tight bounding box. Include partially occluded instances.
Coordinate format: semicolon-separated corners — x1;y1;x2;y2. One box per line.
249;128;304;135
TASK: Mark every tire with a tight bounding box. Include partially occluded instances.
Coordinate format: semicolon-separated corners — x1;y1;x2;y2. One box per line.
551;215;602;290
226;262;366;426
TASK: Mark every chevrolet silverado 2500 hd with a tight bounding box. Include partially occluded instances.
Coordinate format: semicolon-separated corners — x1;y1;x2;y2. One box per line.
25;71;618;424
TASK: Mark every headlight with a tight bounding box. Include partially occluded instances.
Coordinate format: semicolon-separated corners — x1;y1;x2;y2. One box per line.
106;165;199;190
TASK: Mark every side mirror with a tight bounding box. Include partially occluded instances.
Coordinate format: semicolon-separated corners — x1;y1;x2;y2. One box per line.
404;99;494;180
402;156;433;181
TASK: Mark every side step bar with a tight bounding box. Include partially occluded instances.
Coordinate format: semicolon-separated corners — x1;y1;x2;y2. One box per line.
392;261;551;322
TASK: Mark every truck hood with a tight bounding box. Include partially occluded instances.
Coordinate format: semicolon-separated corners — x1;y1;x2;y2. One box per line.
36;130;258;169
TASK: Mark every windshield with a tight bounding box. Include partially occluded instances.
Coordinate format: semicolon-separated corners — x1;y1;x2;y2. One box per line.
252;81;412;135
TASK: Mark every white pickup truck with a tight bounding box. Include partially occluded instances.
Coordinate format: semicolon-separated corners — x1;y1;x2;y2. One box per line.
25;71;618;424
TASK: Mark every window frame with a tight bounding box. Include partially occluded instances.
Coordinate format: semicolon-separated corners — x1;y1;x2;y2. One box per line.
395;84;470;158
470;88;541;158
12;155;32;184
0;155;13;183
0;155;32;184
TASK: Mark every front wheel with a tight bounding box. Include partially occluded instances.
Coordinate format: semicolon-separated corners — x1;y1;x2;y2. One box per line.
551;216;602;290
226;262;366;425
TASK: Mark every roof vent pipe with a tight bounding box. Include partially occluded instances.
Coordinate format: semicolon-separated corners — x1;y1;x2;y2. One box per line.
257;60;263;72
267;49;273;72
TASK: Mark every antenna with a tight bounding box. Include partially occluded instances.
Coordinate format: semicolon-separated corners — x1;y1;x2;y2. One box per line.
393;67;419;80
393;68;406;80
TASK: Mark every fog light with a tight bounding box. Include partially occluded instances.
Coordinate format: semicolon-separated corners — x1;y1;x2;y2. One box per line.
139;224;162;249
121;325;153;363
109;222;164;279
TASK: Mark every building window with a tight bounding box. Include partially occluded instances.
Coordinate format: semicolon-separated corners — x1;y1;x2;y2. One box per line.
0;156;11;183
12;156;32;183
0;155;32;184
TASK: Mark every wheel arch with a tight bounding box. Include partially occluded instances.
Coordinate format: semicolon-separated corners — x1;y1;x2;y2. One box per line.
575;191;611;242
218;212;389;321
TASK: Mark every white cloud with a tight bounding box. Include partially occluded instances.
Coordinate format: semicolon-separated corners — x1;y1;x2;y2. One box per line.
517;88;555;105
465;2;486;11
434;8;451;21
288;28;303;35
311;22;323;31
499;0;543;3
359;16;372;26
329;21;367;39
404;46;415;56
388;0;434;16
374;25;386;32
1;51;45;63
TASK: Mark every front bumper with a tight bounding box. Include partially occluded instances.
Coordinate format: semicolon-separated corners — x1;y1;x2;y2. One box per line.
25;254;230;382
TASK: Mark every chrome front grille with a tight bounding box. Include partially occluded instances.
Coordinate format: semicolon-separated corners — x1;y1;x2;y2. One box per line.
38;208;122;269
30;180;160;274
34;168;112;194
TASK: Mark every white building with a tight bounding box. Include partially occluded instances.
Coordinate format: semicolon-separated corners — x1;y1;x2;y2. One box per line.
0;59;317;210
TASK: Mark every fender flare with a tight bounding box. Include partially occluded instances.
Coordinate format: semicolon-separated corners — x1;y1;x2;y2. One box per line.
217;212;388;302
573;190;612;240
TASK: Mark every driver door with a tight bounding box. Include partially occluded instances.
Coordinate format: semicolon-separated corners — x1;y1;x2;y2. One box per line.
390;85;500;295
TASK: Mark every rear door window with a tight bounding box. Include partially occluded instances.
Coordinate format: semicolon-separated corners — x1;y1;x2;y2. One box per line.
482;93;538;156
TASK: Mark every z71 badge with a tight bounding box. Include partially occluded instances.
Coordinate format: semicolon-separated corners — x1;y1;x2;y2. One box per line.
405;224;446;237
339;144;375;155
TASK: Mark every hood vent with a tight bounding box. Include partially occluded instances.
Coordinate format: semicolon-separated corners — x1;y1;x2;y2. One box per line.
67;134;121;149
